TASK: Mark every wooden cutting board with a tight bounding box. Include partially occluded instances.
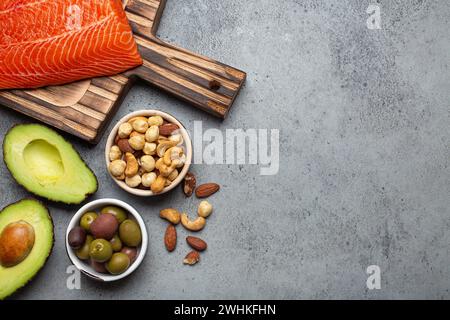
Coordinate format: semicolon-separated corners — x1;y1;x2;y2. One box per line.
0;0;246;144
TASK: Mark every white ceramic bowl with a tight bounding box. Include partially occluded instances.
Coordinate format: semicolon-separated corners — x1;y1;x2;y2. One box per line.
66;199;148;282
105;110;192;196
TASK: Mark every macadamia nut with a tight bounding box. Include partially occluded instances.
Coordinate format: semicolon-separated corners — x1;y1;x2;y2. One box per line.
197;200;213;218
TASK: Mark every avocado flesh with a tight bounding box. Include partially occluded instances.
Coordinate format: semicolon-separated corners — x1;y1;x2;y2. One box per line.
3;124;97;204
0;199;53;300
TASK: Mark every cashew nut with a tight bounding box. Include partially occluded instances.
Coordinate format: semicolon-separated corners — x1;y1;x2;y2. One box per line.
163;146;183;166
109;145;122;161
143;142;156;155
175;154;186;168
128;135;145;150
125;153;139;177
148;115;164;126
109;160;126;177
158;161;178;177
159;208;181;224
156;140;178;158
167;168;179;181
197;200;213;218
169;134;183;145
125;174;142;188
118;122;133;139
141;172;157;187
181;213;206;232
140;155;155;172
155;157;164;170
132;118;148;133
151;175;166;193
145;125;159;142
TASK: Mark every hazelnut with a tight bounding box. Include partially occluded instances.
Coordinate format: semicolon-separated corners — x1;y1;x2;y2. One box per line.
129;135;145;150
143;142;156;155
140;155;156;172
141;172;157;187
148;116;164;126
118;122;133;139
109;160;126;177
145;125;159;143
132;119;149;133
125;175;142;188
109;145;122;161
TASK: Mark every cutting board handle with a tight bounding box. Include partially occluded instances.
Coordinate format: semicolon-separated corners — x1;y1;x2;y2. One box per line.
129;35;246;118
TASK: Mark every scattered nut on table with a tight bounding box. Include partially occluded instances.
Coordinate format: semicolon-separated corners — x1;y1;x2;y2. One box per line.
197;200;213;218
181;213;206;232
160;208;181;224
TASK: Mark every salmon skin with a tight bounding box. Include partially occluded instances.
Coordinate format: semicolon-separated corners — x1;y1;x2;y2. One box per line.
0;0;142;89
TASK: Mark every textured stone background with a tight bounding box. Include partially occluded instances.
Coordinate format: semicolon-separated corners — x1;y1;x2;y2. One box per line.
1;0;449;299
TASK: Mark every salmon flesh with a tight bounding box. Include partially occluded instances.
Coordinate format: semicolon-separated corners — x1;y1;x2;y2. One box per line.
0;0;142;89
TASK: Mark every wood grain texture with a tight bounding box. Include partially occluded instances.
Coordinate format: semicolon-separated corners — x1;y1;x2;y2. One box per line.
0;0;246;144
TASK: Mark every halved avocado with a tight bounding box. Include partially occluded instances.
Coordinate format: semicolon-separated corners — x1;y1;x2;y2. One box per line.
0;199;54;300
3;124;97;204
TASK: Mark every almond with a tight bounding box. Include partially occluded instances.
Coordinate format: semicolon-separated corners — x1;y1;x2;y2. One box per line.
183;250;200;265
183;172;196;197
117;139;134;153
159;123;179;136
164;225;177;252
186;236;207;251
195;183;220;198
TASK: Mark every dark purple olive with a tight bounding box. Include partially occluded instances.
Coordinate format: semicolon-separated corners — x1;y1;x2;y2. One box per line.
68;227;87;249
90;259;108;273
120;247;138;263
90;213;118;240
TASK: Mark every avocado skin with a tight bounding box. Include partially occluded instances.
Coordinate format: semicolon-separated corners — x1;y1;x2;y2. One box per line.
0;198;54;300
2;124;98;204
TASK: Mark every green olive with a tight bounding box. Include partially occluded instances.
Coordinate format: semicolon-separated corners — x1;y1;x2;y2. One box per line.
110;234;123;252
75;235;93;260
101;206;127;224
106;253;130;275
80;211;98;231
119;219;142;247
89;239;113;262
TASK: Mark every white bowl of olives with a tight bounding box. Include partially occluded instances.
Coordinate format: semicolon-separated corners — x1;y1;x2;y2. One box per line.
66;198;148;282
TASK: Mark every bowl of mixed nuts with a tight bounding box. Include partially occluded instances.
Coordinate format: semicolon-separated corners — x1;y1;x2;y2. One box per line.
105;110;192;196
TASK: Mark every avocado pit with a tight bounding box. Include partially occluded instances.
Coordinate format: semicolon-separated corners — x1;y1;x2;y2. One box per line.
0;220;35;267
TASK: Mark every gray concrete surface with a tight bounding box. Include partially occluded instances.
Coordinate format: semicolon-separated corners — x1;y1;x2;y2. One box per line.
1;0;449;299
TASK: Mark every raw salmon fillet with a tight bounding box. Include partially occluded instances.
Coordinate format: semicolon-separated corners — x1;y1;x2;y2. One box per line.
0;0;142;89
